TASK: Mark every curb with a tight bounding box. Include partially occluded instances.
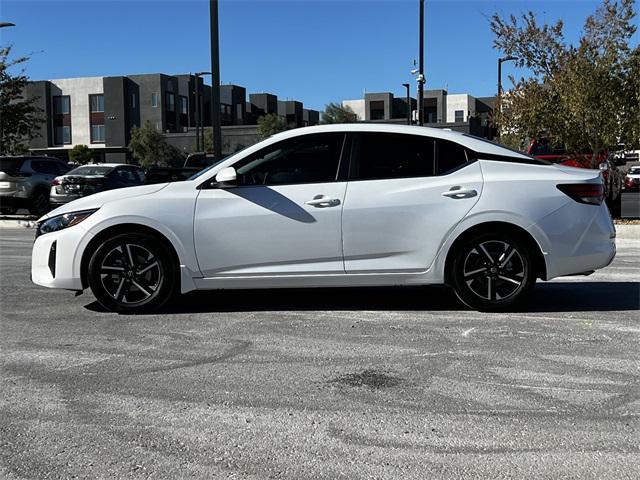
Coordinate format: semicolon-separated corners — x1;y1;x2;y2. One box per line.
0;219;38;229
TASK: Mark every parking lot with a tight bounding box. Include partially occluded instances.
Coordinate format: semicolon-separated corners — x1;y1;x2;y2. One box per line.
0;226;638;479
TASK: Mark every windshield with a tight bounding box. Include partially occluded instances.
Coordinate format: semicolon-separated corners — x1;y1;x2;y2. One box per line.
67;165;114;176
629;167;640;174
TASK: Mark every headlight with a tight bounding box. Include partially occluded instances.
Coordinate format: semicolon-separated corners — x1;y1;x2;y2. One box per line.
36;209;98;238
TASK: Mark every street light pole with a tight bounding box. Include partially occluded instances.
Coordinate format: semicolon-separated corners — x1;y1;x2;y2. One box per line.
193;71;212;152
194;76;200;151
417;0;425;126
402;83;411;125
209;0;222;161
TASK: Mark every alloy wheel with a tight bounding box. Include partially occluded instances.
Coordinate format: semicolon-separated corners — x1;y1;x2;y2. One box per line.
462;240;525;301
99;243;162;305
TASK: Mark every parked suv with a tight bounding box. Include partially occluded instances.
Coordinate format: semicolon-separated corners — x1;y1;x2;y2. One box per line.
50;164;145;207
0;156;70;215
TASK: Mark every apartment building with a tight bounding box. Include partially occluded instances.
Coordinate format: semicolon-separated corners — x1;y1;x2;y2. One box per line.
24;74;320;162
342;89;496;139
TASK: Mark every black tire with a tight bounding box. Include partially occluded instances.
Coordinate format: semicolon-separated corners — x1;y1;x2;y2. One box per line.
29;190;50;216
87;233;178;313
450;232;536;312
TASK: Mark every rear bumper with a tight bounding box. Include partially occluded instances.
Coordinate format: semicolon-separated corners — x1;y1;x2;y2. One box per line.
529;202;616;280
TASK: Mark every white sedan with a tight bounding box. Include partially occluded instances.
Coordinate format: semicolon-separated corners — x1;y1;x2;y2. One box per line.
31;124;615;312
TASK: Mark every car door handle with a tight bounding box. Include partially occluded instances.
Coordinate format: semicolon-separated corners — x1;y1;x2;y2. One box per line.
305;195;341;207
442;187;478;199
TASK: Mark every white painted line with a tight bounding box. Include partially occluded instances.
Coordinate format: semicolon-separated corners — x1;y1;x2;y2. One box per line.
462;327;476;337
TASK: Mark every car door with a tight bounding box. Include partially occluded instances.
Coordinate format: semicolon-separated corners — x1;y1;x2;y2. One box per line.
342;132;483;273
194;132;348;277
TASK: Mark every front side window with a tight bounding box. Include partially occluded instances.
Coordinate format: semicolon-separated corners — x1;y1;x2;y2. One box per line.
234;133;345;186
350;133;435;181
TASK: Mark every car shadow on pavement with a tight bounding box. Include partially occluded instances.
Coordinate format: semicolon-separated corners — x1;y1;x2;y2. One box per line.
84;281;639;314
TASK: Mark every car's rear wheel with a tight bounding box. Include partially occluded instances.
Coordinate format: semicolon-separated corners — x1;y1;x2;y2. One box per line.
29;191;50;216
450;232;536;311
87;233;177;313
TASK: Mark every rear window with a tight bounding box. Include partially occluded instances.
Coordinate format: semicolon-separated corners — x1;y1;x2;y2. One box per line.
67;165;114;176
0;157;26;173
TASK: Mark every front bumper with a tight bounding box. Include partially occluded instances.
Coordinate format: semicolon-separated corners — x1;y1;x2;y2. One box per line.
31;224;93;290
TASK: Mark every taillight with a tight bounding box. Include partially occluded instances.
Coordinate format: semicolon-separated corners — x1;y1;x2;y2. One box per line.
52;177;61;186
557;183;604;205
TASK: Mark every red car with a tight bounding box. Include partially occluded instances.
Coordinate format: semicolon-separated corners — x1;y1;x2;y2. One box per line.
527;138;624;210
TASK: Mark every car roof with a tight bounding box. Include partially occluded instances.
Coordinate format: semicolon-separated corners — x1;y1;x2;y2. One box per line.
268;124;531;159
75;163;136;168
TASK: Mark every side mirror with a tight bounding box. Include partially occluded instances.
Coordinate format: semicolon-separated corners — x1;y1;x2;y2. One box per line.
213;166;237;187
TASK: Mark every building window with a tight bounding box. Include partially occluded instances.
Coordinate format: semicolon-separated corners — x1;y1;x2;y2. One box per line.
53;96;71;145
454;110;464;122
131;93;137;108
166;93;175;112
151;92;159;108
370;100;385;120
89;94;104;112
53;95;70;114
54;126;71;145
179;96;188;114
91;125;105;143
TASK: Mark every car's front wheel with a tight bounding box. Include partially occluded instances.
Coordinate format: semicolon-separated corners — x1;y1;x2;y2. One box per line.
87;233;177;313
450;232;536;311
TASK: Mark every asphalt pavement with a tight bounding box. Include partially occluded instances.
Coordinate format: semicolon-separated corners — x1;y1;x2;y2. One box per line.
0;226;638;479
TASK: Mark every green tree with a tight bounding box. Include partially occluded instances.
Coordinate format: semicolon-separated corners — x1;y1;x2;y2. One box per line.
257;113;288;139
68;144;93;165
0;46;43;154
321;103;358;124
128;121;183;167
491;0;639;163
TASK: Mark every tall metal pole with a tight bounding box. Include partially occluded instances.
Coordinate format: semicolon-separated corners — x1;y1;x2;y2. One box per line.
402;83;411;125
194;76;200;151
417;0;425;126
209;0;222;160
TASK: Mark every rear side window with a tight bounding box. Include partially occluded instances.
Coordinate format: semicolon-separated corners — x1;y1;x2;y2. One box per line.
31;160;60;175
350;133;435;180
0;157;26;174
436;139;470;175
235;133;345;186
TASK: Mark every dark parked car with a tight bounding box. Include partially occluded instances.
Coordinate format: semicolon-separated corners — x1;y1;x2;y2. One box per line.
0;156;70;216
49;163;145;207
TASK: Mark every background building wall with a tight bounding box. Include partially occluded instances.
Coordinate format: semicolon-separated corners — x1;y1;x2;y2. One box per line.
342;99;365;120
446;94;476;123
49;77;104;147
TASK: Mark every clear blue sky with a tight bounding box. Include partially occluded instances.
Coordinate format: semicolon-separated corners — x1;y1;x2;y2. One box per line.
0;0;618;111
